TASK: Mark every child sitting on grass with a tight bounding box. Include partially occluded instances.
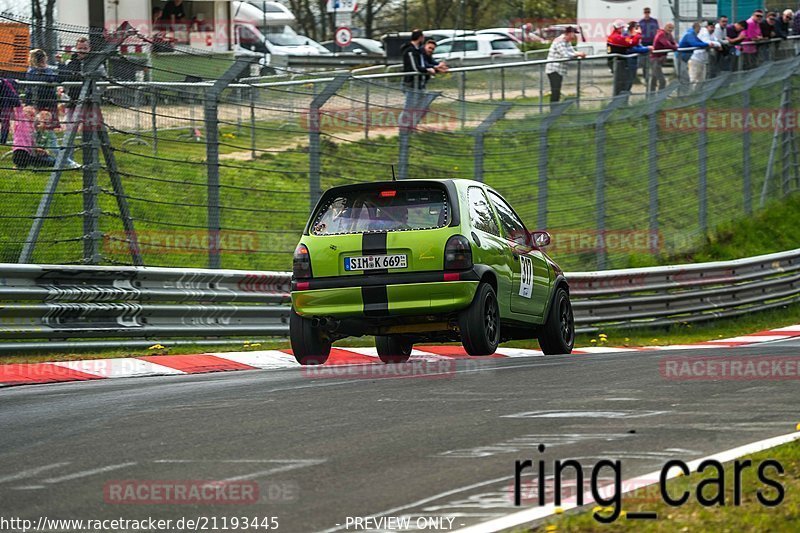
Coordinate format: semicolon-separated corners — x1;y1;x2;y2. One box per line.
12;105;55;169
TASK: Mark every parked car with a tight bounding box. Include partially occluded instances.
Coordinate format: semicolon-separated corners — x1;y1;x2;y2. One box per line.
290;179;574;365
475;28;523;45
476;27;548;45
536;24;582;42
321;38;384;56
424;29;475;43
433;34;523;61
233;23;327;56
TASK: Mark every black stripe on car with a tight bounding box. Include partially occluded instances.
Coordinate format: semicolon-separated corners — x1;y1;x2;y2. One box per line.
361;232;389;315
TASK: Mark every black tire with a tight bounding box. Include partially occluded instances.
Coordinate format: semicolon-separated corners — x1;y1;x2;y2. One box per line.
459;282;501;356
290;309;331;365
375;336;413;364
538;287;574;355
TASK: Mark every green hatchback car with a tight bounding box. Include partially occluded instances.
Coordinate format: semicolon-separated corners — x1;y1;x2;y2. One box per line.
290;179;574;365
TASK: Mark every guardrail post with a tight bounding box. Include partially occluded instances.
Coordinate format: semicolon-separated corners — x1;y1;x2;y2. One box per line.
459;71;466;128
538;63;544;112
82;80;102;265
501;67;506;100
250;87;257;160
151;87;159;155
473;103;511;182
364;83;370;140
645;84;677;255
595;93;629;270
698;97;708;234
743;90;752;214
204;57;258;269
398;91;439;180
537;101;573;230
309;75;348;208
18;24;134;264
575;60;582;109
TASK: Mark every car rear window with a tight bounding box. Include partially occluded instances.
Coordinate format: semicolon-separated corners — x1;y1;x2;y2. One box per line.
311;187;449;235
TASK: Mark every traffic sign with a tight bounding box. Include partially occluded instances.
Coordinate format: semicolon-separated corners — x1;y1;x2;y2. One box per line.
326;0;357;13
335;27;353;47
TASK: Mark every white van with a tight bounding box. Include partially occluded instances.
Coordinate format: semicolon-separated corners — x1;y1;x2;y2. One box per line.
232;1;326;56
577;0;718;46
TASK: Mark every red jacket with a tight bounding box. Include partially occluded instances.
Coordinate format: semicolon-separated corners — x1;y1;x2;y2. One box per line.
607;30;641;52
650;29;677;62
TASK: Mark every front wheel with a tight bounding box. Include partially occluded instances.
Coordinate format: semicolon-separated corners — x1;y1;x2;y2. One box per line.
290;309;331;365
459;282;501;356
375;336;413;364
538;287;574;355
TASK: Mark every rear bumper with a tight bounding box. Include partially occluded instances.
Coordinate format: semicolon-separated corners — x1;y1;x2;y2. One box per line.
292;271;480;318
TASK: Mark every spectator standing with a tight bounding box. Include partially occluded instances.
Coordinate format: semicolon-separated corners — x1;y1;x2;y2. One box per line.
607;20;648;95
59;37;106;125
793;8;800;36
689;21;722;85
760;11;777;38
741;11;764;70
638;7;659;82
650;23;677;92
420;38;448;90
400;29;435;128
162;0;186;32
25;49;59;149
677;23;709;86
774;10;792;38
545;27;586;103
713;16;732;72
0;78;20;144
760;11;778;61
726;20;748;70
401;29;434;93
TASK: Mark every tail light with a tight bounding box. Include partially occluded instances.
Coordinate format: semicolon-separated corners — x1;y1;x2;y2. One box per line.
444;235;473;270
293;244;312;279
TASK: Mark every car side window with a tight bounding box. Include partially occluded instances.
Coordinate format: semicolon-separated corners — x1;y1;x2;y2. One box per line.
468;187;500;236
487;191;533;248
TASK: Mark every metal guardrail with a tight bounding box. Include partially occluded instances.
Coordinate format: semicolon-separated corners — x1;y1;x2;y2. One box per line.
1;248;799;350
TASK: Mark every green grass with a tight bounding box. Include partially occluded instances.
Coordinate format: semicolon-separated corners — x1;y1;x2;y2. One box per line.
529;439;800;532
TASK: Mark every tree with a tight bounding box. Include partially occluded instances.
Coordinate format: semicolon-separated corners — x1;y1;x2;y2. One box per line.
30;0;56;63
355;0;393;38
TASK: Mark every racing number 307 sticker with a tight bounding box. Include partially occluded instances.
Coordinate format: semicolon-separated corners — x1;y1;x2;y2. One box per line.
519;255;533;299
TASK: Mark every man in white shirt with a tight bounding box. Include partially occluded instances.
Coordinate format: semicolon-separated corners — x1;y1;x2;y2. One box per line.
545;27;586;103
689;20;722;87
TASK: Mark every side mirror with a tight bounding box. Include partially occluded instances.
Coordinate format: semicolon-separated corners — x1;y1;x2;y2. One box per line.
532;231;551;248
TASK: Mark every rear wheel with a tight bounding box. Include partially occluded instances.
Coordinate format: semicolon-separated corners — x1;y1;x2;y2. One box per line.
290;309;331;365
459;282;501;356
375;336;413;364
538;287;574;355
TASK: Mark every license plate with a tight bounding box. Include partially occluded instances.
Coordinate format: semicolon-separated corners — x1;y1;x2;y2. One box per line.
345;254;408;271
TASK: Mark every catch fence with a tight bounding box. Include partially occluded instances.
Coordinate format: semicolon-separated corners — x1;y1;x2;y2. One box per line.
2;16;800;272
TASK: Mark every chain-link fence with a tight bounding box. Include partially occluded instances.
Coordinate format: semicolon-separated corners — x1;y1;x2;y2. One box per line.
2;15;799;272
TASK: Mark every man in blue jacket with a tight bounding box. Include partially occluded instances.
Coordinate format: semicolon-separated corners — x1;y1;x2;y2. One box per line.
678;23;710;86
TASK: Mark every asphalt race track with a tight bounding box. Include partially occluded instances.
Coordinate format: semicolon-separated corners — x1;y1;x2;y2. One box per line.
1;339;799;532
